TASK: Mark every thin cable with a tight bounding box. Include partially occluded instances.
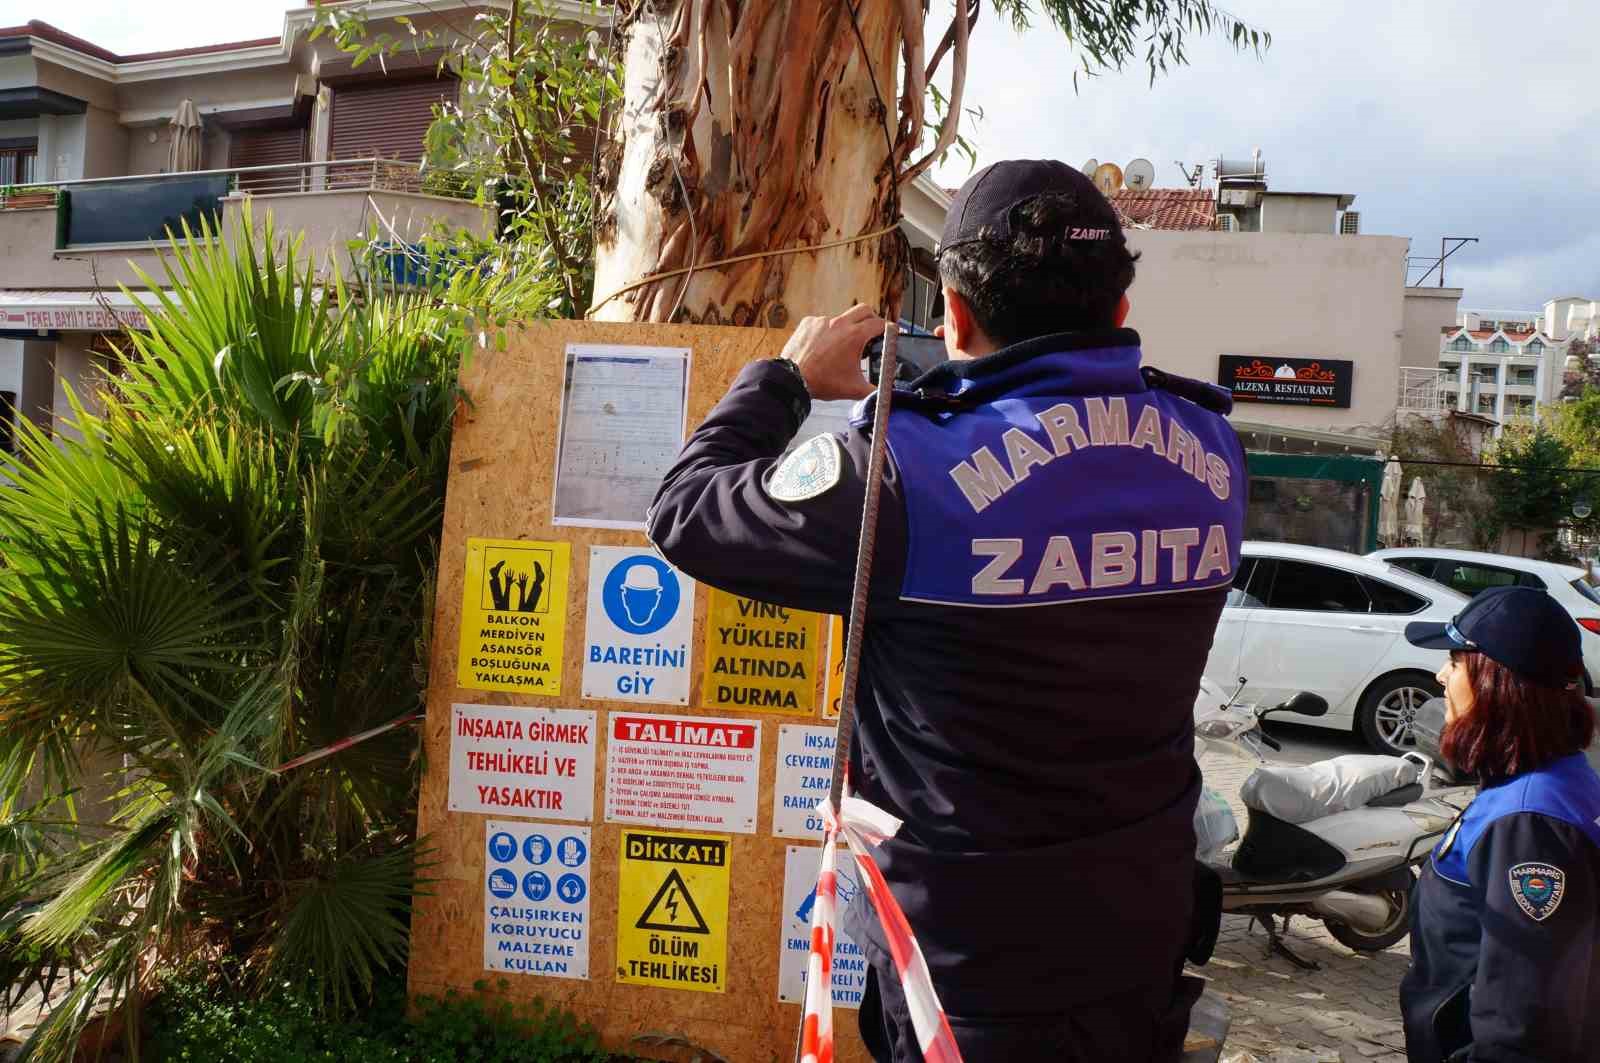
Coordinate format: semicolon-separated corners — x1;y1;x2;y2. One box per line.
587;223;901;316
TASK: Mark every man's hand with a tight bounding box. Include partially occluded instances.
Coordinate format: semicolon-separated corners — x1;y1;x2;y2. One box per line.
780;305;886;401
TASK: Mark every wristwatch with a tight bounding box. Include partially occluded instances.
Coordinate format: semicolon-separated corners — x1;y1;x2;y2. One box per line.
769;357;812;427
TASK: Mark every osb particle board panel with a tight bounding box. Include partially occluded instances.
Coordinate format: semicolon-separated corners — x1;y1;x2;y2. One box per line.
409;321;870;1063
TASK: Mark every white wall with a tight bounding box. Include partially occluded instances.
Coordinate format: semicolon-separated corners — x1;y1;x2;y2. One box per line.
1403;286;1462;368
1124;230;1410;441
1260;195;1338;235
36;114;86;182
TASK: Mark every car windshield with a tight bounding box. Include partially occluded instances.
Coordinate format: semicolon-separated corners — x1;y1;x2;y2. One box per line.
1572;577;1600;607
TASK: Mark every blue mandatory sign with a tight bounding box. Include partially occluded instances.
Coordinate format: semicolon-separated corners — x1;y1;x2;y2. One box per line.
487;832;518;864
487;869;518;900
556;835;587;868
522;871;552;902
601;555;680;636
523;834;552;865
556;873;587;905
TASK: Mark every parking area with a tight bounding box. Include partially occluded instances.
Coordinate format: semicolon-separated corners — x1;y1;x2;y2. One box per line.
1194;730;1412;1063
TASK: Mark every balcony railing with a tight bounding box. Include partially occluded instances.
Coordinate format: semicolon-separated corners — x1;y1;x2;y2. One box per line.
0;160;470;247
1397;366;1448;415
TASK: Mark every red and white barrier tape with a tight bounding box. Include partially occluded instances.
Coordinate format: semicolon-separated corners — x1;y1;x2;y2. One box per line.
272;711;425;773
799;795;963;1063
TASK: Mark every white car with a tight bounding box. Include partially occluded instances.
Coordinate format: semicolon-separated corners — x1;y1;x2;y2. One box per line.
1206;542;1470;755
1368;547;1600;691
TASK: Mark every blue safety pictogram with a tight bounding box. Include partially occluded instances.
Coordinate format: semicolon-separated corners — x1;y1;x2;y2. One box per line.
556;873;587;904
557;835;587;868
488;832;518;864
487;869;517;899
522;870;551;902
601;555;680;636
523;834;551;865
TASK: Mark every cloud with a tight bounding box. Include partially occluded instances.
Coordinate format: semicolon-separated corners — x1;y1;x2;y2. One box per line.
933;0;1600;310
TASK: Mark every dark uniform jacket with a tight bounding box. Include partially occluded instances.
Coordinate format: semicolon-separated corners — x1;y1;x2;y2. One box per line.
647;329;1247;1048
1402;752;1600;1063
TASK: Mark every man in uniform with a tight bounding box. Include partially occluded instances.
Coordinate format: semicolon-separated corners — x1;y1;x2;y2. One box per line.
647;160;1247;1061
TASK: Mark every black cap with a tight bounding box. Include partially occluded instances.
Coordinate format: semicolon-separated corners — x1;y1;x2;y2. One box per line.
938;159;1123;260
1405;585;1583;690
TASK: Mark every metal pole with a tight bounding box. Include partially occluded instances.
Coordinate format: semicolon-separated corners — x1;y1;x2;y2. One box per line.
828;323;898;806
792;323;899;1063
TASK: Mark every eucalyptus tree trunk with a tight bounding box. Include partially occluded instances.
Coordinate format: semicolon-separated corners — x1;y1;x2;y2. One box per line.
590;2;915;324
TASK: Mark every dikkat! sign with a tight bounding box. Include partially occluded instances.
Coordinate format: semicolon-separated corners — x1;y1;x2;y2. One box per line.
616;829;730;993
1218;356;1353;408
457;538;571;694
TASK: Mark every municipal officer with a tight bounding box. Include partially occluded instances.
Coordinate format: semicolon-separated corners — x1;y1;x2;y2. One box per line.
1401;586;1600;1062
648;160;1247;1060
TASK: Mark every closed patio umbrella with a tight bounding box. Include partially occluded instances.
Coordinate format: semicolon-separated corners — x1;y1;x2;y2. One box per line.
1379;459;1403;546
1404;478;1429;545
168;99;203;172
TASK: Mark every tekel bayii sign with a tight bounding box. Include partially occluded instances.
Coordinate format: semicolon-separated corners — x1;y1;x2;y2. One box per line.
1218;356;1353;408
582;546;693;705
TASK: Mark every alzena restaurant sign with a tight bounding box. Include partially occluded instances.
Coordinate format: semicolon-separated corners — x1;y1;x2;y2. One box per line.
1218;356;1353;408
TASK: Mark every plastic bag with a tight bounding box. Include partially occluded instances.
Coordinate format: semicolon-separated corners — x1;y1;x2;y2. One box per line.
1194;786;1238;860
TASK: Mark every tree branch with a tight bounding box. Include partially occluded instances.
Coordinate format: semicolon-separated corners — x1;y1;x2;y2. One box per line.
894;0;927;168
924;0;979;83
900;0;970;186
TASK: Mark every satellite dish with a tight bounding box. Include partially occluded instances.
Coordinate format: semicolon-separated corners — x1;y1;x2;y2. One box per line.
1093;162;1123;195
1081;158;1099;178
1124;158;1155;192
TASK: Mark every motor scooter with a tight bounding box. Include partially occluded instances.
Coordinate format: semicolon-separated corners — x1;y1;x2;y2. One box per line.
1194;678;1474;968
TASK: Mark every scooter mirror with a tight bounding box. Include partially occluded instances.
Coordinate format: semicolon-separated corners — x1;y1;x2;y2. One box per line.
1261;691;1328;718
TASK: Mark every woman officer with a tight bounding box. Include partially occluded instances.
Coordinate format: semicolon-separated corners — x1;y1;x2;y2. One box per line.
1401;584;1600;1062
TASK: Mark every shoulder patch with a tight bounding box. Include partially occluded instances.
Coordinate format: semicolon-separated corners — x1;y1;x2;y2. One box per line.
767;433;843;503
1508;861;1566;922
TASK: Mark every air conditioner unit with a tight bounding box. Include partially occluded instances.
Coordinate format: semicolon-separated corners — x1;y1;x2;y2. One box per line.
1216;213;1238;232
1339;211;1361;235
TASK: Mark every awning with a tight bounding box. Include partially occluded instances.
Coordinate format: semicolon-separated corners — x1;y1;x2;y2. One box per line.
0;290;160;333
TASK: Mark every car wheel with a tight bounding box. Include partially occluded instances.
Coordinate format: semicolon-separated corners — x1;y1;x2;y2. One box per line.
1358;671;1443;755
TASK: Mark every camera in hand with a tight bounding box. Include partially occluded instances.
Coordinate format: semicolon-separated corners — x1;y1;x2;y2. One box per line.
863;332;949;386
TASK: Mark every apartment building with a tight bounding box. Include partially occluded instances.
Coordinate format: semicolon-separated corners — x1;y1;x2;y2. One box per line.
1438;307;1568;432
0;4;522;448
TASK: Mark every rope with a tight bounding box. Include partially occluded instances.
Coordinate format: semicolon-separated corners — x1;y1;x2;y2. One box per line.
586;223;902;319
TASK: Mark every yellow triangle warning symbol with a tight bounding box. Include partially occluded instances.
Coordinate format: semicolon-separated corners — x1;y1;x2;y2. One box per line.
636;868;709;934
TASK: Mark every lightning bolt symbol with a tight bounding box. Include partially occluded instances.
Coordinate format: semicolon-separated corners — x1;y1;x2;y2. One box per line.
665;887;681;923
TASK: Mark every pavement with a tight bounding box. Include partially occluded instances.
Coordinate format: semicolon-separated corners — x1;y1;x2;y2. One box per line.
1192;722;1414;1063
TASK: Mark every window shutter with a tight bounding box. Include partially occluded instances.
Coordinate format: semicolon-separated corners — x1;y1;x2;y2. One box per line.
229;127;308;192
329;77;457;163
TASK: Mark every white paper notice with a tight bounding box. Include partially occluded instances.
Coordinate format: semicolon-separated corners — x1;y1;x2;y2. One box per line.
449;704;597;822
483;820;591;979
604;711;760;834
553;344;690;529
772;725;836;839
581;546;693;705
778;845;868;1007
785;399;857;454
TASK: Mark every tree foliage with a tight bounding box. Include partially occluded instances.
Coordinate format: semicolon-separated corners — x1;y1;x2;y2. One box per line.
1485;425;1587;561
1389;415;1498;550
0;210;545;1062
315;0;621;319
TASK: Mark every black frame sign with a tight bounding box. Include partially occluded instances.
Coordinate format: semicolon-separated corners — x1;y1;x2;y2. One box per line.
1218;356;1353;408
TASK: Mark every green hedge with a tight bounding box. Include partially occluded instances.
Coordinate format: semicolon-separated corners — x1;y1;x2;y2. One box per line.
145;971;619;1063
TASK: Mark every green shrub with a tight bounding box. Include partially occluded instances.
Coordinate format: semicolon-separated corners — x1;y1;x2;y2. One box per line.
145;971;617;1063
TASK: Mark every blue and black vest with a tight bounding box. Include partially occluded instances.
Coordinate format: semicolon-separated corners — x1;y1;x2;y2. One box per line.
1431;752;1600;885
874;339;1247;608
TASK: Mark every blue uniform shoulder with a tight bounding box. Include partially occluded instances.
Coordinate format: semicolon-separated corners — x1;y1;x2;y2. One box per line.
1433;754;1600;885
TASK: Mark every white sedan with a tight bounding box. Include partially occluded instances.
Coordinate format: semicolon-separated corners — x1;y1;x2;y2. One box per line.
1206;542;1470;754
1368;546;1600;691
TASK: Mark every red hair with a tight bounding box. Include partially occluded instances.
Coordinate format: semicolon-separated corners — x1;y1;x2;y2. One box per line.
1441;651;1594;779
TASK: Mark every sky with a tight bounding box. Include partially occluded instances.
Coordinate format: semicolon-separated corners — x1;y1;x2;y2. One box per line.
3;0;1595;311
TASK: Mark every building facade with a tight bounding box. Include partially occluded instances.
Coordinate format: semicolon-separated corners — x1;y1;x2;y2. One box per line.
1438;308;1567;432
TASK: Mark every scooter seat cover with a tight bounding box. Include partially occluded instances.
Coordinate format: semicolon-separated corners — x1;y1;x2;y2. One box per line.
1240;755;1422;824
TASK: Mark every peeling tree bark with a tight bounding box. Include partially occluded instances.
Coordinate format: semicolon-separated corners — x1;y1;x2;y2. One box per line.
590;1;913;325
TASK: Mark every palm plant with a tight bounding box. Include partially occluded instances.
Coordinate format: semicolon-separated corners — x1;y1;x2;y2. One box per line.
0;207;548;1060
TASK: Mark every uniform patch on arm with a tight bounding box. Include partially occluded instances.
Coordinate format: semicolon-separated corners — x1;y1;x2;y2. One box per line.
766;433;842;502
1508;862;1565;921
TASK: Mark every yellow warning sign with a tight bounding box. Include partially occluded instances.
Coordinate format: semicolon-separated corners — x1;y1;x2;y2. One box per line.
701;588;819;715
617;829;729;992
823;615;845;720
457;538;571;695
